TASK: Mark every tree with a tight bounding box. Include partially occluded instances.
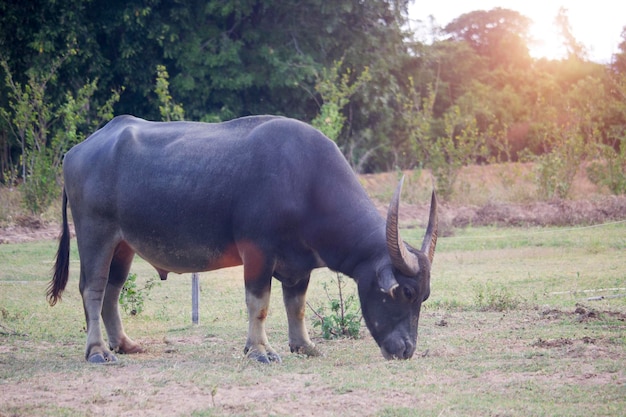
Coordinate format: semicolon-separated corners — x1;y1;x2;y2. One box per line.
147;0;411;123
612;26;626;74
443;8;532;69
590;55;626;195
0;0;413;174
554;7;587;61
2;0;624;183
0;54;119;214
399;75;489;200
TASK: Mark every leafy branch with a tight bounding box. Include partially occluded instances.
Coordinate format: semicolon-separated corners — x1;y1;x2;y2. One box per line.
308;273;362;339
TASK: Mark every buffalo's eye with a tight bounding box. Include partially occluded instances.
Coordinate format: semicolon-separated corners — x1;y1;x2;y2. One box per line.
402;286;417;303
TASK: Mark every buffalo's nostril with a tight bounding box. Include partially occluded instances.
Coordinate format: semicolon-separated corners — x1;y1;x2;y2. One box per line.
382;337;416;360
402;340;415;359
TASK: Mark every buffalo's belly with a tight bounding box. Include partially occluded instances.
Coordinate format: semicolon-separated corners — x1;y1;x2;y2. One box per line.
126;235;243;274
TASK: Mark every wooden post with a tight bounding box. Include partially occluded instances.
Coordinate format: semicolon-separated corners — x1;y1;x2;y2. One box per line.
191;272;199;324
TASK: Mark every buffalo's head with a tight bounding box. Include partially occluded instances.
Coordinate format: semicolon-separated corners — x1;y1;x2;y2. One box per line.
358;177;437;360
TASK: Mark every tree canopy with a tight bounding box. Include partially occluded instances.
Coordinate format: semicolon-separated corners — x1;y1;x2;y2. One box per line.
1;2;625;209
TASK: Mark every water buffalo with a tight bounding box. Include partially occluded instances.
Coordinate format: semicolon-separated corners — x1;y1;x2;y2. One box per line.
48;115;437;363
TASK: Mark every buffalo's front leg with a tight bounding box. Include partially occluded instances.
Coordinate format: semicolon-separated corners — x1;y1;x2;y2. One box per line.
244;287;281;363
241;243;280;363
282;275;320;357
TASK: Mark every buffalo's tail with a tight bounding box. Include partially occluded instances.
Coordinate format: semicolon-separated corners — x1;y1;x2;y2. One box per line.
47;188;70;306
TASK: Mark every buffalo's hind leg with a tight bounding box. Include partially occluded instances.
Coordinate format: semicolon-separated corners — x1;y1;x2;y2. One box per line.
78;233;119;363
101;242;143;356
281;274;321;357
79;235;141;363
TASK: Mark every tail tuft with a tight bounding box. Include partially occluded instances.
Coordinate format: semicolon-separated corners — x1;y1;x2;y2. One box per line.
47;189;70;306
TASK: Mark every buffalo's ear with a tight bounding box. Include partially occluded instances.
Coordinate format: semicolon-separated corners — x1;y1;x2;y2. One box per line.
377;267;399;295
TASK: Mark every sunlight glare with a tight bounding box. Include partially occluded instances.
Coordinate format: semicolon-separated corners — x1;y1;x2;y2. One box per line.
528;15;567;60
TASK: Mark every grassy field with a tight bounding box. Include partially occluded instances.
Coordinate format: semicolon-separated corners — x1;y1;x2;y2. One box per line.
1;219;624;416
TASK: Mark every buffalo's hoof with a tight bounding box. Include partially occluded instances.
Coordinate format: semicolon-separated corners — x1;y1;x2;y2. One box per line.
290;344;322;357
112;344;144;355
266;351;282;363
244;347;282;364
87;352;118;364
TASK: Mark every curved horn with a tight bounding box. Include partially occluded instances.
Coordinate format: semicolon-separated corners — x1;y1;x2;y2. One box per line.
386;176;420;276
421;190;438;265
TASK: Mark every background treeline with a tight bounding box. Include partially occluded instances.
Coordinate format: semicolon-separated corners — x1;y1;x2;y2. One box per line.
1;1;626;214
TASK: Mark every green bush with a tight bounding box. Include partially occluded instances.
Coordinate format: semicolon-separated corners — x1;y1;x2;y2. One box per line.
21;151;58;215
587;138;626;195
119;273;160;316
527;122;586;200
311;273;362;339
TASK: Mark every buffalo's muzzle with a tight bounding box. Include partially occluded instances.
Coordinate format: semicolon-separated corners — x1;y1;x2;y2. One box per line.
381;337;415;360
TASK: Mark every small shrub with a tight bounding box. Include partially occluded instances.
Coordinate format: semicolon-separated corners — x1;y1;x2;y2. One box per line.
532;151;576;200
21;153;59;215
526;122;586;200
119;273;160;316
310;273;362;339
473;283;521;312
311;60;370;143
155;64;184;122
587;138;626;195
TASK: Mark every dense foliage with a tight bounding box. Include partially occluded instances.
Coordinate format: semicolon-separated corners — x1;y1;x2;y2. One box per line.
1;1;625;212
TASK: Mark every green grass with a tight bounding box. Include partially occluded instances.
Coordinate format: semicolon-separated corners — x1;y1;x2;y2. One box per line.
1;223;625;416
404;222;626;310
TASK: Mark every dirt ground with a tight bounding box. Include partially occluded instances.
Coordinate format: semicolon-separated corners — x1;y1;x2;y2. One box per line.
2;307;624;416
383;195;626;235
0;363;418;416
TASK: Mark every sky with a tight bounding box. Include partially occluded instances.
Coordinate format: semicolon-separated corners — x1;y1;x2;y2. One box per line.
408;0;626;63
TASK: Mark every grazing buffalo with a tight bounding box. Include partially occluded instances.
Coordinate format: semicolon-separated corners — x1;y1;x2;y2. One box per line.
48;115;437;363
